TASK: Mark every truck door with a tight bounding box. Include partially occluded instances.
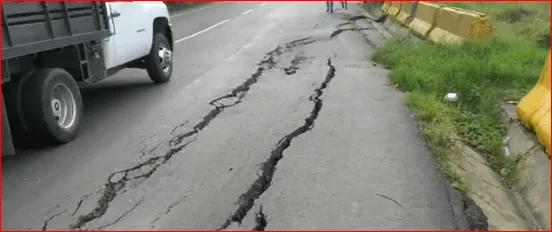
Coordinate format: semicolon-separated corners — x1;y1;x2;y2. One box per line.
106;2;149;68
102;3;118;69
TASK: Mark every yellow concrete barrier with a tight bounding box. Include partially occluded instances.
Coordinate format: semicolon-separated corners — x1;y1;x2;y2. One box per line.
517;51;551;154
427;6;492;44
450;7;493;40
386;1;401;16
381;1;391;13
396;2;415;25
379;1;493;44
427;7;462;44
408;2;441;37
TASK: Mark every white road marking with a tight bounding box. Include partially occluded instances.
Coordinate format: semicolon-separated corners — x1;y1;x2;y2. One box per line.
170;2;226;18
175;19;230;43
260;2;268;6
241;9;253;15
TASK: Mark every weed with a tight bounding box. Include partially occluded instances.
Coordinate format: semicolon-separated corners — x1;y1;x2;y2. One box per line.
536;31;550;48
496;7;533;23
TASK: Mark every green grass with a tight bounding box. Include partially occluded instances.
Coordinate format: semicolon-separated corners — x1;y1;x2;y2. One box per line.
371;2;550;187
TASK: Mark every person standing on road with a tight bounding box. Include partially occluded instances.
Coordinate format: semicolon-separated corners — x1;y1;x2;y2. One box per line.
325;1;334;13
341;1;348;11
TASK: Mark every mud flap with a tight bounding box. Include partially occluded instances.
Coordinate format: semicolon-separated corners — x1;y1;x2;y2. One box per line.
2;96;16;156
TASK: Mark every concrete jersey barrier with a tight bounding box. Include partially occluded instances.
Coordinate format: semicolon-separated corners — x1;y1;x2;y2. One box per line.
380;1;492;44
386;1;401;16
517;51;551;155
396;2;415;25
408;2;441;37
381;1;391;13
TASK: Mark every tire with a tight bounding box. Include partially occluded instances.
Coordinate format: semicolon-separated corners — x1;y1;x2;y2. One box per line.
16;68;83;145
145;33;173;84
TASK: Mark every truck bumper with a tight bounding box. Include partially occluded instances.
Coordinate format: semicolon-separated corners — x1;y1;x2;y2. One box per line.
2;96;16;156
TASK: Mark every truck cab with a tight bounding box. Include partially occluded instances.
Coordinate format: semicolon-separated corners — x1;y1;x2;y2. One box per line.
104;2;173;73
1;1;174;156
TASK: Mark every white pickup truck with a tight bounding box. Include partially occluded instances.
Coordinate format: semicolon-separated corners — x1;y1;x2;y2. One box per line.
1;1;174;156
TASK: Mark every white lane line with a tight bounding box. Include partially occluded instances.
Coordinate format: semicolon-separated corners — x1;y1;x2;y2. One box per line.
260;2;268;6
241;9;253;15
171;2;226;18
175;19;230;43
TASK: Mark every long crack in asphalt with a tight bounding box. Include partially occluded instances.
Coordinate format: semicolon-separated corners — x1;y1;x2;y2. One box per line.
330;26;375;39
217;57;336;230
67;37;316;230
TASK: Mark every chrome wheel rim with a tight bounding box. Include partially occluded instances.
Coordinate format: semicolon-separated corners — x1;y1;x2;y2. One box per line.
158;44;173;73
51;83;77;129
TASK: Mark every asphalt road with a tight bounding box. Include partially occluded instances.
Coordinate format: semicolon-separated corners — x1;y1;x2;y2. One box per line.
2;2;463;230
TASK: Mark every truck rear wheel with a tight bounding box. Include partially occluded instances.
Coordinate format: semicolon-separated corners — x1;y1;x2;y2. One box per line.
17;68;83;145
145;33;173;84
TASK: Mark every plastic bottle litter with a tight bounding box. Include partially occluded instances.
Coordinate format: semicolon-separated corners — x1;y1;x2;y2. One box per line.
444;93;458;102
502;136;511;156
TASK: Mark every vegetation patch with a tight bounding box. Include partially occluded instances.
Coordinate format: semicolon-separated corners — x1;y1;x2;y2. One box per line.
371;2;549;190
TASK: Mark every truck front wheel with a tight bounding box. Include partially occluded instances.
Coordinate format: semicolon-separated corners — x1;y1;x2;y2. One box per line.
145;33;173;84
17;68;83;145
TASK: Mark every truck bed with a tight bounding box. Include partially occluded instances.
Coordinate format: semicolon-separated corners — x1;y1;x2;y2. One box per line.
2;2;111;60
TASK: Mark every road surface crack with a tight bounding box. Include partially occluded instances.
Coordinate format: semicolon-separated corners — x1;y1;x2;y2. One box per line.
42;208;68;231
463;196;489;230
283;54;308;75
96;199;143;230
149;196;187;227
251;205;267;231
68;38;315;230
375;193;405;210
348;14;385;23
330;27;375;39
217;58;336;230
71;193;93;216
